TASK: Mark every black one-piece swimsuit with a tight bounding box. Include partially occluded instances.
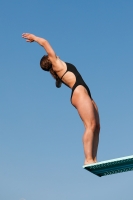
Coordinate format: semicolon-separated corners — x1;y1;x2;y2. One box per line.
60;62;92;100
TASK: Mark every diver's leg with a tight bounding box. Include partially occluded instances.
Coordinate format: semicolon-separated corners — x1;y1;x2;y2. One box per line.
82;121;98;164
71;86;100;164
92;100;100;162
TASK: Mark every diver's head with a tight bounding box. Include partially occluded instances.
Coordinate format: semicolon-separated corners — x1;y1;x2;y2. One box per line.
40;55;52;71
40;55;62;88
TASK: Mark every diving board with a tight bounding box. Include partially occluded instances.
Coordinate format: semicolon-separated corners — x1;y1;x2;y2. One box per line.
83;155;133;177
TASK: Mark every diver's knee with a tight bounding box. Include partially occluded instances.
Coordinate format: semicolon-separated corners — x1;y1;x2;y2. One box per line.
85;119;100;133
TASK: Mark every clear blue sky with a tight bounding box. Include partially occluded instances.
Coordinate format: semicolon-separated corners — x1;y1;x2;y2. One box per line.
1;0;133;199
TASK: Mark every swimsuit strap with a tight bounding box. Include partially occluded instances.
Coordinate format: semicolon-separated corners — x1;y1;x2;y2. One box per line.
60;70;68;80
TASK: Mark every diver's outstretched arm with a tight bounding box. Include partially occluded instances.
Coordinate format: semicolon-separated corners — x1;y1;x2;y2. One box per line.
22;33;57;63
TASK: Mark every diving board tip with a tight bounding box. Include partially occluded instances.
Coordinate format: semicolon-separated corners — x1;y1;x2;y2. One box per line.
83;155;133;177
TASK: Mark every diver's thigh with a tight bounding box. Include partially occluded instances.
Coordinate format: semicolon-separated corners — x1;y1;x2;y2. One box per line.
76;96;97;127
92;100;100;125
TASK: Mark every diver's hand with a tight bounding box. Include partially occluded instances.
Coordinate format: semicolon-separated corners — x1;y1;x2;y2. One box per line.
22;33;36;42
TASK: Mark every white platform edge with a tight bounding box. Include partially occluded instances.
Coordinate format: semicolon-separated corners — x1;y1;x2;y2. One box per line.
83;155;133;169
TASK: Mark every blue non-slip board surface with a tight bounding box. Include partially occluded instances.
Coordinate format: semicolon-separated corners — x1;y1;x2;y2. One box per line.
83;155;133;177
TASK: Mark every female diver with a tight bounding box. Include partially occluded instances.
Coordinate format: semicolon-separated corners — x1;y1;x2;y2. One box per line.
22;33;100;165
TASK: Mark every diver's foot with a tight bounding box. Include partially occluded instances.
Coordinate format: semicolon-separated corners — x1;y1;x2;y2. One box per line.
84;159;97;165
